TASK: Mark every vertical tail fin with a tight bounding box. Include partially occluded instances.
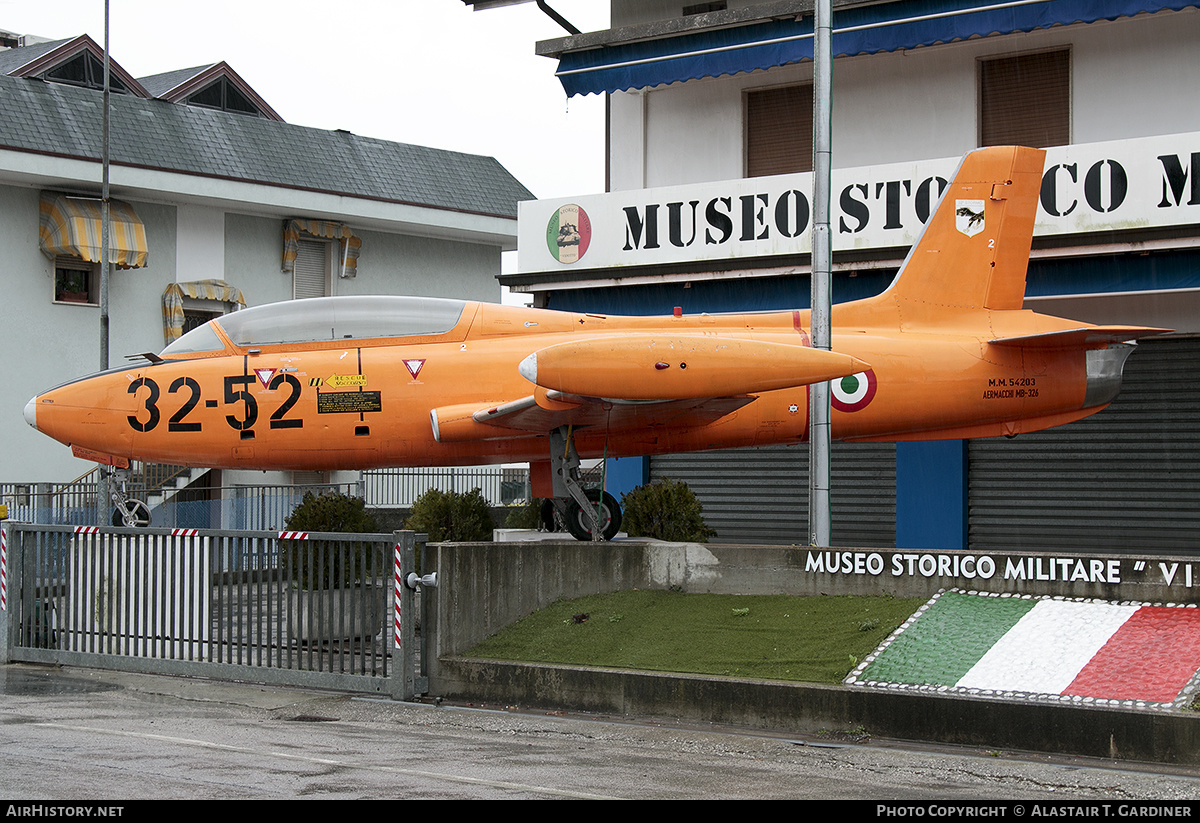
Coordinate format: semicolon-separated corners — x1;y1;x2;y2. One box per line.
878;145;1045;313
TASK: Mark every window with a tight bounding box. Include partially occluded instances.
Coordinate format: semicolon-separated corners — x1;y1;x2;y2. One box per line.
745;84;813;178
54;258;97;305
282;220;361;285
292;471;329;487
182;307;222;335
186;78;262;117
43;51;131;94
293;238;331;299
979;49;1070;148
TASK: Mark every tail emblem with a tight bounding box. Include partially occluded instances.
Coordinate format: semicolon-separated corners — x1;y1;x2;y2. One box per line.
955;200;986;237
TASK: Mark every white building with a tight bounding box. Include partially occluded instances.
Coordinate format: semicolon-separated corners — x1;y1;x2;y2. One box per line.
1;32;530;504
486;0;1200;551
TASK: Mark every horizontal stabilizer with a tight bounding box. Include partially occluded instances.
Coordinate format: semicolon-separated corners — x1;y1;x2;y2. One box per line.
519;335;869;400
989;326;1169;349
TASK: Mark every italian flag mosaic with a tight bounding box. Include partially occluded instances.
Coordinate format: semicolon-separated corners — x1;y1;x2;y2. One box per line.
846;590;1200;709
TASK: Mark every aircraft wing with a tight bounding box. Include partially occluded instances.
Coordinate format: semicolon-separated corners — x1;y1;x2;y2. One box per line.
431;390;756;443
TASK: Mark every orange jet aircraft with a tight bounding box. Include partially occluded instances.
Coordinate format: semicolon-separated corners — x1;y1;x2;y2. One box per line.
24;146;1166;538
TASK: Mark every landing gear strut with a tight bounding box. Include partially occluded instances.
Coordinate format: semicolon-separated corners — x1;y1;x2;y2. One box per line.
104;467;152;527
546;426;622;541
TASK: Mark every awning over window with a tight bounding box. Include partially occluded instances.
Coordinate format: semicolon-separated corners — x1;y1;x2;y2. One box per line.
282;219;362;278
162;279;247;345
555;0;1199;97
38;192;149;269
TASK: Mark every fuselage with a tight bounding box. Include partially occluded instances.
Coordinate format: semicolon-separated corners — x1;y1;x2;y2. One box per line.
24;295;1127;472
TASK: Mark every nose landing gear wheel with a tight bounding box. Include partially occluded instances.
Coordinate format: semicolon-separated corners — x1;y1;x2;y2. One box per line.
564;490;622;542
112;499;152;527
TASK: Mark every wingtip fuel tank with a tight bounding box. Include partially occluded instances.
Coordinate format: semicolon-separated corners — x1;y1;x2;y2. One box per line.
519;335;870;400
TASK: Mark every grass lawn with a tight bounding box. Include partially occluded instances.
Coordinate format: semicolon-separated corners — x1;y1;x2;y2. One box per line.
467;589;926;684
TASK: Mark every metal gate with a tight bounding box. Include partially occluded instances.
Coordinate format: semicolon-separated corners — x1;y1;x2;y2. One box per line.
968;335;1200;553
0;523;430;697
650;441;896;545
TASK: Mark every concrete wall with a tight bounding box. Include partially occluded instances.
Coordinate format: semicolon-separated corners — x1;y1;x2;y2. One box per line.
427;539;1200;678
223;214;501;306
434;657;1200;763
426;540;1200;760
427;541;658;664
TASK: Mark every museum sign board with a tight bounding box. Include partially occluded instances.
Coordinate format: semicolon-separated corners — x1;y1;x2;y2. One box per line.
518;131;1200;275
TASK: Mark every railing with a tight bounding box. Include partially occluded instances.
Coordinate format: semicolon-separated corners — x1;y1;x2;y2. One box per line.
363;466;531;507
0;464;185;525
132;463;192;492
132;482;369;530
5;462;606;528
1;479;362;530
222;483;365;530
2;475;101;526
1;522;428;696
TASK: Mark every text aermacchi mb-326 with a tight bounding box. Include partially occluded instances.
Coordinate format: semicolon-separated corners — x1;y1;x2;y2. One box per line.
25;146;1167;539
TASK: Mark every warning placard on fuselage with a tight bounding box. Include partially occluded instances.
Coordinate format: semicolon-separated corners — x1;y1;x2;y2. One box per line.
317;391;382;414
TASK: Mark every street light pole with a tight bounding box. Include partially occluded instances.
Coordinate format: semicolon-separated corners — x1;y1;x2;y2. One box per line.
99;0;111;372
808;0;833;547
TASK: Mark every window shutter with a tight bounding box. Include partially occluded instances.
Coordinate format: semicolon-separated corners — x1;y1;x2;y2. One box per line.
293;239;328;299
746;84;814;178
980;50;1070;148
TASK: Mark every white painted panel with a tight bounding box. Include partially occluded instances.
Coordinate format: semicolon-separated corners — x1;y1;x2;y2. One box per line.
175;205;226;283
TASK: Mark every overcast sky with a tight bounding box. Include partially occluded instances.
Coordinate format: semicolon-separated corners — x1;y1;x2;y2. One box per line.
0;0;609;200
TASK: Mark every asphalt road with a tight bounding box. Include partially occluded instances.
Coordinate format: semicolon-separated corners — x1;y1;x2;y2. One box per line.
2;663;1199;801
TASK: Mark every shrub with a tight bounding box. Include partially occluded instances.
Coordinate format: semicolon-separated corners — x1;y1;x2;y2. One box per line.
405;487;495;542
620;479;717;543
282;492;381;589
285;491;379;534
504;499;542;530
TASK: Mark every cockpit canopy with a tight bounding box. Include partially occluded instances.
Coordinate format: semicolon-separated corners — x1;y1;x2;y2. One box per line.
162;296;468;355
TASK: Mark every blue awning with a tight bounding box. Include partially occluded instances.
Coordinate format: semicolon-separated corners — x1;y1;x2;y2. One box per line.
556;0;1198;96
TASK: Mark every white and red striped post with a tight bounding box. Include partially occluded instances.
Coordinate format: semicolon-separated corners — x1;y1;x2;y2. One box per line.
393;542;404;652
1;524;7;613
390;530;420;701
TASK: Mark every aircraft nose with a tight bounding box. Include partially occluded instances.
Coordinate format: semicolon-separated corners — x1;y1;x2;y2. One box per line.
23;396;37;430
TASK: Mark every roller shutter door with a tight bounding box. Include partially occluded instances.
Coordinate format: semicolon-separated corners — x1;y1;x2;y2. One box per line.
650;442;895;546
293;239;329;299
968;336;1200;553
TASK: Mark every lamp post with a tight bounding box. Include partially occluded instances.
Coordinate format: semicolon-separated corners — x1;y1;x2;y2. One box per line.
808;0;833;548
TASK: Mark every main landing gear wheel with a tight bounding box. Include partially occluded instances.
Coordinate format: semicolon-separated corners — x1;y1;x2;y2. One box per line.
563;490;622;542
111;499;152;527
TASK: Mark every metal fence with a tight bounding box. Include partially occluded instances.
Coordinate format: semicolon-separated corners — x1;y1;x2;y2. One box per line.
1;479;101;526
0;522;429;696
4;465;539;528
221;483;364;530
362;466;530;507
1;480;363;530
